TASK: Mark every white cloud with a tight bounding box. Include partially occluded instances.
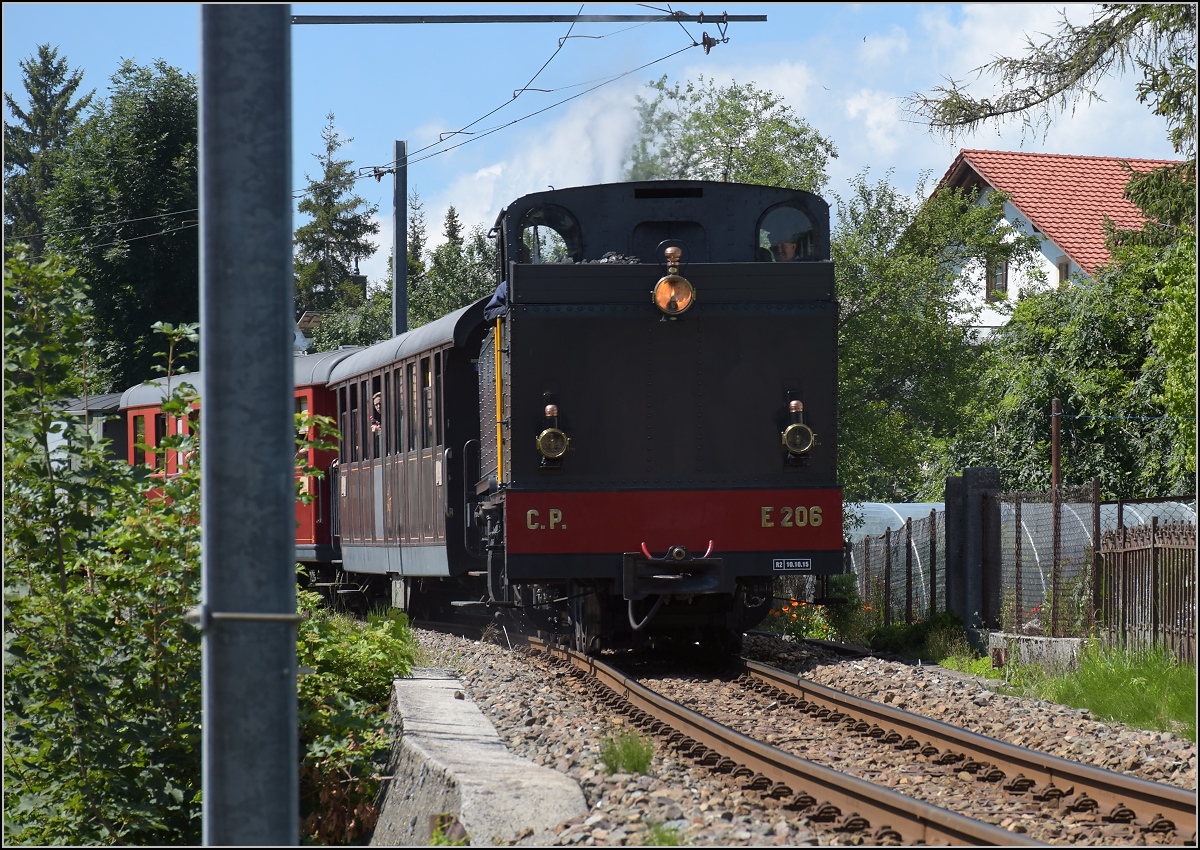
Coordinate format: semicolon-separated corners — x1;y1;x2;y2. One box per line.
844;89;905;158
672;59;818;115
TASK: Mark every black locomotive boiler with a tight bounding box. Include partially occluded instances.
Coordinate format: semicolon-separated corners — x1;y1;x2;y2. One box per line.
326;180;843;652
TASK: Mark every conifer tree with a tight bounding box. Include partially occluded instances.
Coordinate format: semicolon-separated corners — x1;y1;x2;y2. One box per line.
293;113;380;318
3;44;94;257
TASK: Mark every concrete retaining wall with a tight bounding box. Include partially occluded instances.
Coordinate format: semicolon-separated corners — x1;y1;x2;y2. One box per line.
369;669;588;846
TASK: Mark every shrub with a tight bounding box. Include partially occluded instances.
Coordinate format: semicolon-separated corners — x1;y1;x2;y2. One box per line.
4;252;203;844
866;610;965;656
297;590;417;844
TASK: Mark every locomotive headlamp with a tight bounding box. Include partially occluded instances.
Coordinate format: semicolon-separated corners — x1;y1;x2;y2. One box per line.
782;422;815;455
653;275;695;315
782;399;814;455
653;244;695;316
537;400;569;459
536;428;570;459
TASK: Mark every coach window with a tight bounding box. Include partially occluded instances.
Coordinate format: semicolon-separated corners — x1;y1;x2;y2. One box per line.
154;413;167;470
359;380;371;460
134;414;147;467
370;375;382;459
382;374;392;456
756;204;814;262
407;363;419;452
295;395;309;454
337;387;348;461
420;356;433;449
517;203;582;264
392;369;404;456
434;352;444;447
349;384;361;462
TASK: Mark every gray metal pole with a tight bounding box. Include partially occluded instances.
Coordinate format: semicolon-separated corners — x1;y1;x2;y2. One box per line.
393;140;408;336
199;5;298;844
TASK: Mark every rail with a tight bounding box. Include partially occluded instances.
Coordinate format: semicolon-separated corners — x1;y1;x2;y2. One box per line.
740;658;1196;840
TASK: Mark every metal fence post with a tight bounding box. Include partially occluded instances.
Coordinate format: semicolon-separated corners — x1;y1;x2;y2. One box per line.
883;528;892;627
1014;494;1023;632
1118;501;1127;649
928;509;937;617
1091;477;1100;633
1051;482;1062;637
1151;516;1160;651
904;517;913;624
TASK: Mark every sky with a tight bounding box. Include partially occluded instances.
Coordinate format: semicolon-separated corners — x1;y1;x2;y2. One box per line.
4;2;1182;287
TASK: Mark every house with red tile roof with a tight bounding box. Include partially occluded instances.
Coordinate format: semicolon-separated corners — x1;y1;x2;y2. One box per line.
937;149;1182;329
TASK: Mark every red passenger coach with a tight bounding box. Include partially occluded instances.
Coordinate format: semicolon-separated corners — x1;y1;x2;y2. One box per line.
118;348;361;570
119;374;201;477
292;348;363;567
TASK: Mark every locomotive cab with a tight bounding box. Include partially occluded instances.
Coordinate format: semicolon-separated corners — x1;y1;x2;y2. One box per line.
472;181;843;652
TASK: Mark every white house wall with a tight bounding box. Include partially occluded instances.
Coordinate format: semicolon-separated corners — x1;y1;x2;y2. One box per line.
963;188;1081;333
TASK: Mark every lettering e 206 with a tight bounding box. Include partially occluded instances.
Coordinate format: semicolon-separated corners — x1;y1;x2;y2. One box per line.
760;506;823;528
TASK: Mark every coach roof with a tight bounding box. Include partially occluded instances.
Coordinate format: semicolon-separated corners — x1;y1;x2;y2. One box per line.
328;298;487;386
119;347;363;409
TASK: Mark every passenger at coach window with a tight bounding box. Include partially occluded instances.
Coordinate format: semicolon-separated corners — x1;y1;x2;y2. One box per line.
370;392;382;456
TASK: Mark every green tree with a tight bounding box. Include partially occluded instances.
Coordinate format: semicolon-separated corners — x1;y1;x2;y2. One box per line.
3;44;94;258
907;3;1196;493
294;113;380;318
904;4;1196;157
624;74;838;191
309;280;393;352
40;59;197;393
407;208;496;328
309;191;438;351
937;249;1189;497
406;190;428;292
833;172;1043;501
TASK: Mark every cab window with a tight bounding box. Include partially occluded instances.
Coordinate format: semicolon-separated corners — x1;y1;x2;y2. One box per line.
517;203;583;264
756;204;815;262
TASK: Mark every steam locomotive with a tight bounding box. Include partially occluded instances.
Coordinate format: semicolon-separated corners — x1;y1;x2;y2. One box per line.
122;180;843;653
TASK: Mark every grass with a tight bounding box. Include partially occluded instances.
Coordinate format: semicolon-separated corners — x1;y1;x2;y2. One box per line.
940;641;1196;743
643;821;683;845
599;728;655;775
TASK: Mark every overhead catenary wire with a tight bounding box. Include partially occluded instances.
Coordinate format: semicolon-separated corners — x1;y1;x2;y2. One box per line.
371;41;700;177
3;207;199;244
357;10;704;181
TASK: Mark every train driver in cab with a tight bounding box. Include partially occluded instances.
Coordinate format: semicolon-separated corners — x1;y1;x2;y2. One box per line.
771;231;803;262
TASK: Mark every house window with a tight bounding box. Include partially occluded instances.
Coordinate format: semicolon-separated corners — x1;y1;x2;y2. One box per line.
985;259;1008;301
1057;258;1070;286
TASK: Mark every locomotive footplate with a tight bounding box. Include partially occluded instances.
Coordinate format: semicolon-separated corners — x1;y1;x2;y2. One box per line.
621;549;728;601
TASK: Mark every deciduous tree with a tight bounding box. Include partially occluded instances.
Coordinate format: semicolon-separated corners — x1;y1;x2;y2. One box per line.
624;74;837;192
833;171;1042;501
40;59;197;392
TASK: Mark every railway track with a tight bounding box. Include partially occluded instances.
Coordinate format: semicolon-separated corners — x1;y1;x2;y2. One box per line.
522;636;1195;846
411;618;1194;845
529;637;1041;846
